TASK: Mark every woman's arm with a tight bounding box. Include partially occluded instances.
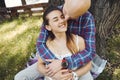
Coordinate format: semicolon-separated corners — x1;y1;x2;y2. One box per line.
37;55;47;76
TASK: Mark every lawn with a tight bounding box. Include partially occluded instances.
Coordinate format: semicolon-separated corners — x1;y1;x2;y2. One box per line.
0;16;120;80
0;17;42;80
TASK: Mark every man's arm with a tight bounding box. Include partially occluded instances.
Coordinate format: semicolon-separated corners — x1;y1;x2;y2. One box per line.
63;0;91;19
36;24;57;60
65;11;96;69
36;12;96;69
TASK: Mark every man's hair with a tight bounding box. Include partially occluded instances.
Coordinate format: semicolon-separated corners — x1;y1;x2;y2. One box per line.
43;5;62;25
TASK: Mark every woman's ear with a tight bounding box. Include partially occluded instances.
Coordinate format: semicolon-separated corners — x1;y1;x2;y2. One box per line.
45;25;51;31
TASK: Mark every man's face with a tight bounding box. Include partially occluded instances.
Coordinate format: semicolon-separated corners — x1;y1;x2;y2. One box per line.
46;10;68;33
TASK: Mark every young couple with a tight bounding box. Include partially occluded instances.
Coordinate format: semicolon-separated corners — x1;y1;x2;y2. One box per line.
15;0;96;80
37;5;94;80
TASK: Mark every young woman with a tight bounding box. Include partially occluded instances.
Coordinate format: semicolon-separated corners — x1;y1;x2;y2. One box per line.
37;6;93;80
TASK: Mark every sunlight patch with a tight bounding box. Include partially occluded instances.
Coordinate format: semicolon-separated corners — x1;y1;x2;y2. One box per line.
0;23;29;41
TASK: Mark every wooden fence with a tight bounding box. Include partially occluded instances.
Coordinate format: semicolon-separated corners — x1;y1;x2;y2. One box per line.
0;3;48;18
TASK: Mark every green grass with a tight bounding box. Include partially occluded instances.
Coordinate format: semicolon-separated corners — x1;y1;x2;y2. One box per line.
0;17;42;80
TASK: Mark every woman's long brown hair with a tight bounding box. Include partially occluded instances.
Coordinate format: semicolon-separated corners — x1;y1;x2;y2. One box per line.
66;30;79;54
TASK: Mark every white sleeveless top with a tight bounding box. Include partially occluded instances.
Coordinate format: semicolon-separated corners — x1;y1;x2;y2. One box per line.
45;35;79;80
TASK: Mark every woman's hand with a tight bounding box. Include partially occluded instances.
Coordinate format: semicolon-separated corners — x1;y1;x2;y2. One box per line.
45;59;62;77
52;69;73;80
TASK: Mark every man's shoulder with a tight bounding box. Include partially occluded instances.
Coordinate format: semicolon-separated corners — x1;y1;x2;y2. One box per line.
80;11;93;18
75;11;94;21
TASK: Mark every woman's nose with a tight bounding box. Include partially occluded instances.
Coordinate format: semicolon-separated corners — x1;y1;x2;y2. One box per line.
59;18;65;23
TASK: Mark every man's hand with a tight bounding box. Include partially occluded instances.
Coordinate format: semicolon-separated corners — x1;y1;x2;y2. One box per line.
52;69;73;80
45;59;62;77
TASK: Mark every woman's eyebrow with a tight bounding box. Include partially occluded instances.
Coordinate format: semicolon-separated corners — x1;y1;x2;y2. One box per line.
52;13;63;20
52;17;58;20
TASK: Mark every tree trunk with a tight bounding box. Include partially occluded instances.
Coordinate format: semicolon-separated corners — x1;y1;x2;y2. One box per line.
90;0;120;57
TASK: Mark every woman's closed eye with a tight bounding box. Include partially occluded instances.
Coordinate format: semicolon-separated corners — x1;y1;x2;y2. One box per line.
52;14;65;22
53;18;58;22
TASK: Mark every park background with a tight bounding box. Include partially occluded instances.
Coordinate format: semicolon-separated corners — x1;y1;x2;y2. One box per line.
0;0;120;80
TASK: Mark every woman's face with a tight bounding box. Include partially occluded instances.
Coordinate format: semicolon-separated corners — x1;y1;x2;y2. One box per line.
46;10;68;33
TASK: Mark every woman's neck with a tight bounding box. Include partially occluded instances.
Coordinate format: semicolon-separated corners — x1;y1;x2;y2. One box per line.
53;32;66;42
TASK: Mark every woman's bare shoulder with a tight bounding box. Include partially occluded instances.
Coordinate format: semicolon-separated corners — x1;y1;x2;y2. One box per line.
72;34;84;41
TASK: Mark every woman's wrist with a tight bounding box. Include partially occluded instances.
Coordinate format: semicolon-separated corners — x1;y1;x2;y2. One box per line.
72;71;79;80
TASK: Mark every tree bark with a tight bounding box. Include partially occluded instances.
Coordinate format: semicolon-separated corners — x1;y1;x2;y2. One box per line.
90;0;120;57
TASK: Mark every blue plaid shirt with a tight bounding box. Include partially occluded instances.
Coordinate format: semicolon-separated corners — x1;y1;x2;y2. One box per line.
36;11;96;69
